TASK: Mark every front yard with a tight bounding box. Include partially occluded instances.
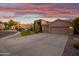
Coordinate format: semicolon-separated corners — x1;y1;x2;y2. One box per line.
20;31;32;36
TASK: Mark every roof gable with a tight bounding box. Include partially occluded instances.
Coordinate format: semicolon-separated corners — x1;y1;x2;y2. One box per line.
50;19;72;23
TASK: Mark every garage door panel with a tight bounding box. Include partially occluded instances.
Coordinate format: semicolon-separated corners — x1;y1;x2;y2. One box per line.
51;28;69;34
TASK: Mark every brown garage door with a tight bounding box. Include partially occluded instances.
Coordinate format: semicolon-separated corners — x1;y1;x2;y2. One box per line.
51;27;70;34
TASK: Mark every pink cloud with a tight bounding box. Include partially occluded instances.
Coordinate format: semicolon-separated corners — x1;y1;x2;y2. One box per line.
0;3;79;18
0;16;13;19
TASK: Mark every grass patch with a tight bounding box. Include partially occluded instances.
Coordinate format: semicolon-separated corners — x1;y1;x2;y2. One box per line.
20;31;31;36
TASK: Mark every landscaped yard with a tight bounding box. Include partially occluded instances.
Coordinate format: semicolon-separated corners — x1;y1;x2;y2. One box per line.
20;31;32;36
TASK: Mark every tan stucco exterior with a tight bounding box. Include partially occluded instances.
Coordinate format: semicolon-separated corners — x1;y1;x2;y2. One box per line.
43;19;72;34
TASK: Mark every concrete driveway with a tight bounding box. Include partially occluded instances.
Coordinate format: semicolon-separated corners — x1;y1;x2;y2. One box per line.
0;33;69;56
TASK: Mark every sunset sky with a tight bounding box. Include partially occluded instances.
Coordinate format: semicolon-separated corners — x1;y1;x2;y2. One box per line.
0;3;79;23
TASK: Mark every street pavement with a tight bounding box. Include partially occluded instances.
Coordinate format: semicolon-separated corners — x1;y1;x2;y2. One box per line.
0;31;17;38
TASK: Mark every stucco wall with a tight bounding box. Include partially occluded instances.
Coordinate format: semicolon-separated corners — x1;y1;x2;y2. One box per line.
43;20;72;34
50;20;71;27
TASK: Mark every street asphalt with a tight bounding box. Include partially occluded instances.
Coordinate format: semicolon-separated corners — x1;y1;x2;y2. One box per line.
0;31;17;38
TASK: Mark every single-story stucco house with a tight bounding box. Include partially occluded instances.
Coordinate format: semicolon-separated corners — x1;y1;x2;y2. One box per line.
36;19;73;34
43;19;73;34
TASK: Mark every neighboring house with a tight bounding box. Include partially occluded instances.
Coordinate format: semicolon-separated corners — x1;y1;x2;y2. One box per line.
21;24;32;30
11;24;23;30
0;23;5;30
43;19;73;34
11;24;32;30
